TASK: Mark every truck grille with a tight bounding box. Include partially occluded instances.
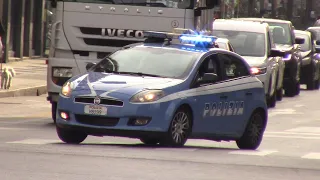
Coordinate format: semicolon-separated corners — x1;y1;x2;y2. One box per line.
74;97;124;106
83;38;141;47
75;114;119;126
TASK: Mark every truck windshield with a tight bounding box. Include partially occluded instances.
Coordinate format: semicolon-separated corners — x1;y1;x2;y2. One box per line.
212;30;266;57
62;0;194;9
91;46;199;79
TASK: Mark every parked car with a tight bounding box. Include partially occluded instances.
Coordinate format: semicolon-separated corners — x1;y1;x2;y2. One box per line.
215;38;236;52
306;27;320;50
212;19;286;107
236;18;305;97
294;30;320;90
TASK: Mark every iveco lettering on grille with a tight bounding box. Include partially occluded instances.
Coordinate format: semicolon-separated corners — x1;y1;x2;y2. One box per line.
102;29;144;38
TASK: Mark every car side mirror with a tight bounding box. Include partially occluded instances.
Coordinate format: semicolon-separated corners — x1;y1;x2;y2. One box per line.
198;73;218;84
295;37;305;44
270;49;286;57
86;62;96;71
316;40;320;45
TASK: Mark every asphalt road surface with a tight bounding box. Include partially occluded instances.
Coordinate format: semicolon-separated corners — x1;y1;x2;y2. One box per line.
0;88;320;180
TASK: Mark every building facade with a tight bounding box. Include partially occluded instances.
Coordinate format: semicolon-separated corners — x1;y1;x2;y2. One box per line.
1;0;50;63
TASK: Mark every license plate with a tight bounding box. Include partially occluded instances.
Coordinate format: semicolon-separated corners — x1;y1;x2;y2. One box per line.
84;105;107;115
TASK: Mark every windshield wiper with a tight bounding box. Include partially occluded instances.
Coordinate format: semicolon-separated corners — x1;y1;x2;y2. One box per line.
107;71;166;78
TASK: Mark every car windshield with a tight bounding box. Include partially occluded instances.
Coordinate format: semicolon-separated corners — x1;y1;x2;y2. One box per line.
91;46;199;79
211;30;266;57
62;0;194;9
267;22;293;45
294;33;311;51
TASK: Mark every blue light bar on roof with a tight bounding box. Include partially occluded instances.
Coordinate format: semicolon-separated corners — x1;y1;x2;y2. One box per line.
179;35;217;47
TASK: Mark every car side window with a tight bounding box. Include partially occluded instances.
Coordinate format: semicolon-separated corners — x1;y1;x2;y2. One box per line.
193;54;222;87
218;54;250;80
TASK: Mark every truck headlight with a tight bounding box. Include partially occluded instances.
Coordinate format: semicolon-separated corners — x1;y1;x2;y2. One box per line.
53;67;73;78
130;90;166;103
61;81;74;97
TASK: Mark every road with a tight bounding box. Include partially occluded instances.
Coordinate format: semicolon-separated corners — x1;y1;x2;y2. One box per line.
0;88;320;180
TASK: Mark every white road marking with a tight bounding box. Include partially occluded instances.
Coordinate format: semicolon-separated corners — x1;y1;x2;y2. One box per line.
228;150;278;156
268;108;303;117
286;127;320;133
0;127;27;130
266;131;320;136
301;153;320;160
264;135;320;140
6;139;60;145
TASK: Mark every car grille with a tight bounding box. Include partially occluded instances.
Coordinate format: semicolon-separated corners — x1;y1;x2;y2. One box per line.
75;114;119;126
74;97;124;106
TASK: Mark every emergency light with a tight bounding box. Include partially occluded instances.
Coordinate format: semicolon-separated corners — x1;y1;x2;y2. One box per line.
143;30;218;48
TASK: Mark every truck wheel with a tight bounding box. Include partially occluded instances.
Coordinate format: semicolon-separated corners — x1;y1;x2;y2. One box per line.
52;102;57;123
160;107;192;147
236;110;265;150
140;138;160;145
56;126;87;144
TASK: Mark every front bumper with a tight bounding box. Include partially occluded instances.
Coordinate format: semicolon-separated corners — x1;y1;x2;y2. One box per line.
56;95;175;137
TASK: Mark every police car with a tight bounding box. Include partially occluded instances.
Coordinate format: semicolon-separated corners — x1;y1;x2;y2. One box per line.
55;30;268;150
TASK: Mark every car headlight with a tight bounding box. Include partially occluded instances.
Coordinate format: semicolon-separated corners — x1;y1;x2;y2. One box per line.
251;67;267;75
130;90;166;103
61;81;74;97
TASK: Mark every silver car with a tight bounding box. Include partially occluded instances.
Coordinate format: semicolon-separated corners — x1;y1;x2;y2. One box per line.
212;19;286;108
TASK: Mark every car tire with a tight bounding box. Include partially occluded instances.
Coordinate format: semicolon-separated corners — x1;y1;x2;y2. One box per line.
267;92;276;108
56;126;87;144
52;102;57;123
140;138;160;145
276;87;283;101
307;64;316;90
295;81;301;95
160;107;192;147
285;81;299;97
236;110;265;150
315;78;320;90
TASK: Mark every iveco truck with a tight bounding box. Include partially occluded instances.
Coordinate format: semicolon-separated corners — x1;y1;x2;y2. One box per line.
47;0;219;122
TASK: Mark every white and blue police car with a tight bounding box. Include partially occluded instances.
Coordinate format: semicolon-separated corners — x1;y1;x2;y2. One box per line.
56;30;268;150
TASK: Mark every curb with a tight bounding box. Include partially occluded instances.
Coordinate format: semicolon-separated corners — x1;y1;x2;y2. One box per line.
0;85;47;98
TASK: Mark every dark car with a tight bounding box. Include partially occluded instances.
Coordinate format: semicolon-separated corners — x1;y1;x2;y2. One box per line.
235;18;305;97
306;27;320;50
294;30;320;90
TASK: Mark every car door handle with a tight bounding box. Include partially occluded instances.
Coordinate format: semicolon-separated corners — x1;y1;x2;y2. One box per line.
220;95;228;99
246;92;253;96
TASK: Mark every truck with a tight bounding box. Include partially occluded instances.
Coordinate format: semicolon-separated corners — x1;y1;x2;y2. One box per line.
47;0;220;122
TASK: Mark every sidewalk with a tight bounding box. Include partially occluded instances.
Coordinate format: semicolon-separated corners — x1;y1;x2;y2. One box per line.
0;58;47;98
